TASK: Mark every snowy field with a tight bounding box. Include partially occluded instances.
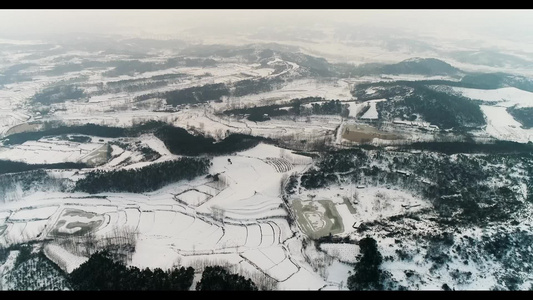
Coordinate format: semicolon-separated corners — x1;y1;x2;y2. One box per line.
0;138;107;165
1;35;532;291
291;184;430;238
453;86;533;108
448;87;533;143
480;105;533;143
360;99;386;120
0;142;355;290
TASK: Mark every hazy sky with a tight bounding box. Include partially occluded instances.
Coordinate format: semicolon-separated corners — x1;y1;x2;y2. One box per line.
0;9;532;42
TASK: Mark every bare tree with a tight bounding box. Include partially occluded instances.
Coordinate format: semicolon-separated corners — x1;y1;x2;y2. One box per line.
212;206;225;224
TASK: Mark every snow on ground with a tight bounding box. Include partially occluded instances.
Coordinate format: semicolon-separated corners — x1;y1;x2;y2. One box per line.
0;142;335;290
8;205;59;221
0;141;434;288
138;134;173;157
453;86;533;108
215;78;354;110
43;243;89;273
0;110;31;136
346;102;367;118
109;144;124;157
106;149;135;167
480;105;533;143
319;243;359;264
0;138;105;164
0;250;19;288
360;99;386;120
295;184;430;236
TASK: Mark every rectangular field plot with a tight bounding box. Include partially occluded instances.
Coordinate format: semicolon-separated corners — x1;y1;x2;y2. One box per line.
0;140;106;164
9;205;59;221
175;189;212;206
49;208;105;237
292;199;344;239
244;224;262;247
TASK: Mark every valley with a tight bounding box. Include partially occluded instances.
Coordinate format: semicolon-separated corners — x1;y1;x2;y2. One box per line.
0;29;532;291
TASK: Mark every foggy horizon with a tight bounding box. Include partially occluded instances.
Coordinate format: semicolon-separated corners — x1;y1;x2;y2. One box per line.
0;9;532;43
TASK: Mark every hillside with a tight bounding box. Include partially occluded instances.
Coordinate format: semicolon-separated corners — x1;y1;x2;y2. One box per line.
0;32;532;291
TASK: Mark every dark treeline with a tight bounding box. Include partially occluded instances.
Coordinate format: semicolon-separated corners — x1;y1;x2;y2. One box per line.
69;251;194;291
232;77;285;97
136;77;286;107
154;124;269;156
357;81;485;129
2;120;268;157
400;140;533;155
460;72;533;92
0;160;87;175
223;97;349;122
1;120;169;145
108;80;168;93
279;52;333;77
347;237;387;291
196;266;258;291
400;85;485;129
224;103;291;122
74;157;211;194
68;251;259;291
31;85;85;105
310;100;349;116
507;106;533;129
352;72;533;95
290;147;532;226
3;123;127;145
0;170;66;199
136;83;230;106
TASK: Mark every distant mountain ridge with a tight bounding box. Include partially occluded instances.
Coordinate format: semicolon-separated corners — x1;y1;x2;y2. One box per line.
380;57;461;76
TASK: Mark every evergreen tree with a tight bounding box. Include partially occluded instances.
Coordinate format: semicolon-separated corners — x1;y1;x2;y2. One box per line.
347;236;384;290
69;251;194;290
196;266;258;291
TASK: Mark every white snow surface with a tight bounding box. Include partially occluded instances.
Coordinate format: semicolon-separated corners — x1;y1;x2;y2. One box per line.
0;142;354;290
43;243;89;274
480;105;533;143
360;99;386;119
453;86;533;108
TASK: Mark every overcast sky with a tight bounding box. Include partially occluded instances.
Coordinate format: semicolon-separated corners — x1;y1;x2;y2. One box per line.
0;9;532;43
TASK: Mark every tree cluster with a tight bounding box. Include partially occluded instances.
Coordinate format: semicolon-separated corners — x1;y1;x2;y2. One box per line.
102;58;180;77
154;124;268;156
295;146;532;227
347;237;386;290
507;106;533;129
69;251;194;291
31;85;85;105
3;123;127;145
0;160;87;175
195;265;258;291
74;158;211;194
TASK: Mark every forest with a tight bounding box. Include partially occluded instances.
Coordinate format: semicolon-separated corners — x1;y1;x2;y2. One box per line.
288;145;532;227
507;106;533;128
153;124;269;156
1;120;268;158
351;80;487;129
74;157;211;194
0;160;87;175
0;246;261;291
222;97;349;122
31;84;85;105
